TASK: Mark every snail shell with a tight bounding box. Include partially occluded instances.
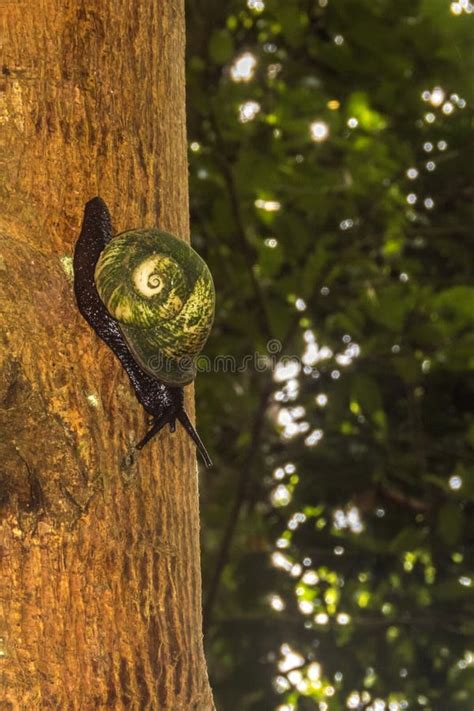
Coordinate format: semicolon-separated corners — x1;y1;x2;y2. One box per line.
94;229;215;386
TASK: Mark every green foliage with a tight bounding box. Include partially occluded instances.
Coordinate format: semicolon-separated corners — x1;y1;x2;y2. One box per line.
186;0;474;709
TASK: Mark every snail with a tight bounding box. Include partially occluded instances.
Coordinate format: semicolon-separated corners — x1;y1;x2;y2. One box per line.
73;197;214;467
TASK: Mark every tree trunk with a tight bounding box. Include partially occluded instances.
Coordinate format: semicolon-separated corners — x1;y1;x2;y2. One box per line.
0;2;215;709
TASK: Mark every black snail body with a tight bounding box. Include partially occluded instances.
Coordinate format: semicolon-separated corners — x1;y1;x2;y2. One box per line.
73;197;214;467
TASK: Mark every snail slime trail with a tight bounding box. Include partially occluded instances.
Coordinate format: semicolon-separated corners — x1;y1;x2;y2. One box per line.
73;197;215;468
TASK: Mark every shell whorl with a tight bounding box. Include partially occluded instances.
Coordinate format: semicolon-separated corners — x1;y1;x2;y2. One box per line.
94;229;215;385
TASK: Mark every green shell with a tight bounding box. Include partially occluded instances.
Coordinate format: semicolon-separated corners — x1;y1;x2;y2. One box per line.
94;229;215;386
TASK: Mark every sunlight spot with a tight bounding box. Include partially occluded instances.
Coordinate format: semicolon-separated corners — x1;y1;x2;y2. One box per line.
302;570;319;585
190;141;200;152
59;255;74;280
274;675;290;693
310;120;329;142
340;218;354;230
347;117;358;128
315;612;329;624
442;101;454;115
265;237;278;248
278;409;293;426
271;484;292;507
298;600;314;614
288;511;306;530
429;86;445;107
337;341;360;365
275;360;301;382
438;140;448;150
303;342;333;366
290;405;305;419
283;378;300;401
255;198;281;211
239;100;261;123
347;692;361;708
270;594;286;611
334;506;364;533
268;63;282;79
449;475;462;490
230;52;257;82
272;552;293;571
407;167;418;179
263;42;278;53
288;669;303;685
305;429;324;447
86;393;99;408
316;393;328;407
247;0;265;11
334;34;344;45
279;646;305;673
449;0;473;13
307;662;321;681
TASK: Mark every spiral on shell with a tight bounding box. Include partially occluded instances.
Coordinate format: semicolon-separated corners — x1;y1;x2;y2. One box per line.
94;229;215;386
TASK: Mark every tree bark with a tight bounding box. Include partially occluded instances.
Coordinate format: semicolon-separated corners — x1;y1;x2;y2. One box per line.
0;1;215;708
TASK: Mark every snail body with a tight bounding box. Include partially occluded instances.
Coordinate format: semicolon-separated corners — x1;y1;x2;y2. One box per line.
73;198;214;467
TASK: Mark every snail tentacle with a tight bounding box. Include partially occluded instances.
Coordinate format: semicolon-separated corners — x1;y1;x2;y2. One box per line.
177;409;213;468
135;411;176;451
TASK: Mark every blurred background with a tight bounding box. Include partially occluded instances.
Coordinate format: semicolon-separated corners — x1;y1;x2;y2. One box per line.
185;1;474;709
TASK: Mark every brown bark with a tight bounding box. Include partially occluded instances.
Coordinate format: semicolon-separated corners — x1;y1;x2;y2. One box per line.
0;1;215;709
